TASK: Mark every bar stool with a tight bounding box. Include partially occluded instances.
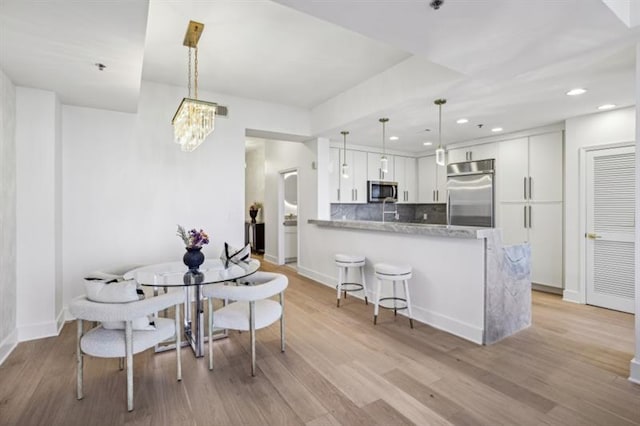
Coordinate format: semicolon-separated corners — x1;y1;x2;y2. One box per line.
334;254;368;307
373;263;413;328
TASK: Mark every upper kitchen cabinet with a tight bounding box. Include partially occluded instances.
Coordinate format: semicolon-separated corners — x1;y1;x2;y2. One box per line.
447;142;497;164
329;147;341;203
395;156;417;203
418;155;447;203
339;149;368;203
367;152;395;182
499;132;563;202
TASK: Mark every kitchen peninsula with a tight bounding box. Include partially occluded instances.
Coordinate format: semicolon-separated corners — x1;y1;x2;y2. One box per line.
305;220;531;344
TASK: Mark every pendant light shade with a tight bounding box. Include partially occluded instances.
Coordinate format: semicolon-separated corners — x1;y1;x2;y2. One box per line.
379;118;389;174
434;99;447;166
340;131;350;178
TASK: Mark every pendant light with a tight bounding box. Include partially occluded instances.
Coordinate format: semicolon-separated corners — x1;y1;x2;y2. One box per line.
171;21;227;152
379;118;389;174
340;131;350;178
434;99;447;166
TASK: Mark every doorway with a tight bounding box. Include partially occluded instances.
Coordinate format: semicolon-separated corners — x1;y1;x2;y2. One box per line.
584;145;635;313
278;169;298;268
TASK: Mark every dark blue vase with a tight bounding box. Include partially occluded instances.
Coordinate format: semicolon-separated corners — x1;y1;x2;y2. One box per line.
183;247;205;272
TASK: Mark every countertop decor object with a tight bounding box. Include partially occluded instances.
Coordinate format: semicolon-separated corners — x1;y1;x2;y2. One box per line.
249;201;262;223
177;225;209;271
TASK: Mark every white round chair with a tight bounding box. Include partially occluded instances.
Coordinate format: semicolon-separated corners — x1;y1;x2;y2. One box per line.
373;263;414;328
69;291;185;412
202;271;288;376
334;254;368;307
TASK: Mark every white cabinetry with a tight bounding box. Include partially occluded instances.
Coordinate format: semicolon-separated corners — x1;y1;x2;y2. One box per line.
340;150;368;203
329;148;341;203
367;152;394;182
447;142;497;164
284;226;297;262
418;155;447;203
497;131;563;288
395;156;417;203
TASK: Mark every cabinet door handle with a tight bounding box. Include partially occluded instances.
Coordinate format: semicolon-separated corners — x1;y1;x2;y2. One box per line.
529;205;532;228
529;177;532;200
523;177;527;199
352;189;355;201
469;151;472;161
433;190;436;202
337;189;340;201
524;205;527;228
355;189;357;201
436;190;439;202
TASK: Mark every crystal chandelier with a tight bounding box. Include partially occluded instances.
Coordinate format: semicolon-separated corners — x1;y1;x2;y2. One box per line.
379;118;389;173
434;99;447;166
171;21;218;152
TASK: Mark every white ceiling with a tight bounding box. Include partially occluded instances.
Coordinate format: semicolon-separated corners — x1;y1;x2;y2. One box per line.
141;0;411;108
0;0;148;113
1;0;638;152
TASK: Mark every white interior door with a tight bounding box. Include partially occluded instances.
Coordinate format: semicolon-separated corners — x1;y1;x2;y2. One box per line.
586;146;635;313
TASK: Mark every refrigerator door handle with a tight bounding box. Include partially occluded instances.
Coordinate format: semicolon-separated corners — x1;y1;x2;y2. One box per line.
524;205;527;228
524;177;527;200
529;177;532;200
529;205;532;228
447;192;451;225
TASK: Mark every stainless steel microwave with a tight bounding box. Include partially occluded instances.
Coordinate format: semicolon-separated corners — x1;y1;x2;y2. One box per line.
367;181;398;203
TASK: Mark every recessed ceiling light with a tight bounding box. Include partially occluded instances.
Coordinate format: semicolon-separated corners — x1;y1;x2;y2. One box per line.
566;88;587;96
597;104;616;110
389;136;399;141
423;141;433;146
456;118;469;124
491;127;503;132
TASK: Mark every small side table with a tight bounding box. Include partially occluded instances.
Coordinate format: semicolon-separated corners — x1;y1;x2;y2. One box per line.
245;221;265;254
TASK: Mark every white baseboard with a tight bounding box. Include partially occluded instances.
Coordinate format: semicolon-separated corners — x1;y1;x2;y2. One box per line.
562;289;584;304
17;320;59;342
64;306;75;322
56;308;66;333
630;358;640;385
0;329;18;366
263;253;279;265
297;265;483;344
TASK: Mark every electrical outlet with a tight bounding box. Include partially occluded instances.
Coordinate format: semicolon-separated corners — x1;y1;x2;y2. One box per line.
342;215;347;220
395;213;399;220
423;213;428;220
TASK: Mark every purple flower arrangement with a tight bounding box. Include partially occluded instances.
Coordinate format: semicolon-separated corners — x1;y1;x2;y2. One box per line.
176;225;210;249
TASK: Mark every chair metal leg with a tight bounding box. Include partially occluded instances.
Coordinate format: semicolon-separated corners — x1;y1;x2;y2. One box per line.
208;298;214;371
175;303;182;381
249;301;256;377
336;266;342;307
361;266;368;305
343;267;348;299
125;321;134;412
404;279;414;329
76;319;84;400
393;280;397;316
279;292;285;352
119;357;124;371
373;278;382;325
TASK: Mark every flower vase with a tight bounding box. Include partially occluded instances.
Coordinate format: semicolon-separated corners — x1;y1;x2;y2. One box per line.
183;247;205;272
249;208;258;224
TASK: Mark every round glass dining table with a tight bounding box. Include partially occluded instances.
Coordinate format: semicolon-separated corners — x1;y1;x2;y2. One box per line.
124;258;260;357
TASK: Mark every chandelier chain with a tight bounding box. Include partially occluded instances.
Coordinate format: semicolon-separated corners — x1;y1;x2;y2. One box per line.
194;45;199;100
187;47;192;98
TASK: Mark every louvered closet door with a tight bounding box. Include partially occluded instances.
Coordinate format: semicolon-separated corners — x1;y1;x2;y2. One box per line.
586;146;635;313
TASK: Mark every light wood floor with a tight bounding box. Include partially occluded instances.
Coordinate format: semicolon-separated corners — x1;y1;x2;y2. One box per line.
1;261;638;426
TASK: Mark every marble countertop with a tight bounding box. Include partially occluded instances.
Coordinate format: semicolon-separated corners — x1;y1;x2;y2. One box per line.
308;219;494;239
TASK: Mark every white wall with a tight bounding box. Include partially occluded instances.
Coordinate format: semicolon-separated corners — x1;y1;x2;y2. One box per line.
245;142;265;221
0;68;17;363
263;139;317;264
631;42;640;385
563;107;635;303
15;87;63;341
62;81;311;310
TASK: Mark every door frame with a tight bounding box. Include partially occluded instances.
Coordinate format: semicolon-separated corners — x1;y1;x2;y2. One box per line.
277;167;299;265
578;141;635;304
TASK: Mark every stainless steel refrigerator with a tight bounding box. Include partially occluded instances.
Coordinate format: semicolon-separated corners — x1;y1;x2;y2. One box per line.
446;159;495;227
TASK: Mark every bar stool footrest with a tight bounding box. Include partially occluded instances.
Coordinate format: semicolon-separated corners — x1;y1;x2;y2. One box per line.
377;297;408;310
336;283;364;292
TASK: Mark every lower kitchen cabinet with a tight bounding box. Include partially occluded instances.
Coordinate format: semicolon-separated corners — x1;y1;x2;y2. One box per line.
245;222;265;254
284;225;297;262
499;202;562;288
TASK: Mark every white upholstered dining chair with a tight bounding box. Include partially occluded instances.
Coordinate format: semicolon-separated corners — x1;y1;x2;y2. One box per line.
69;291;185;411
202;271;288;376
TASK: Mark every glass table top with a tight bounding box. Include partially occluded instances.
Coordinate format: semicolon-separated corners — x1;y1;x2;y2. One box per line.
124;259;261;287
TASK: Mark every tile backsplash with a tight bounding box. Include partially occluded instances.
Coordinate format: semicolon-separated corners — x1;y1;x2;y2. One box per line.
331;203;447;225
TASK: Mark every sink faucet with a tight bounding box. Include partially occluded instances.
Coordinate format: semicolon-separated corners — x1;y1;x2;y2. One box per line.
382;197;398;223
